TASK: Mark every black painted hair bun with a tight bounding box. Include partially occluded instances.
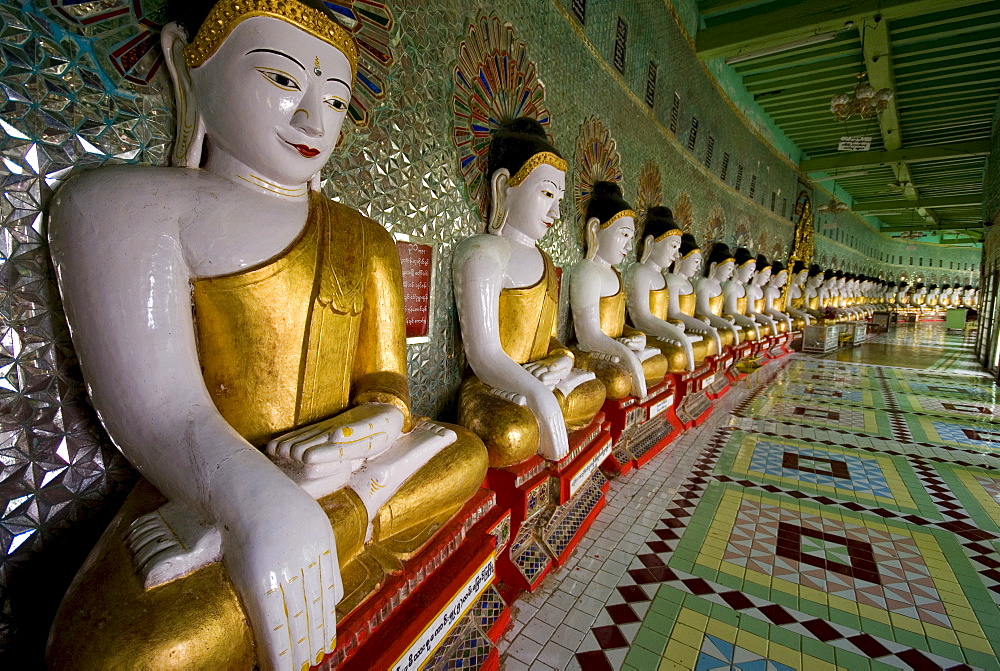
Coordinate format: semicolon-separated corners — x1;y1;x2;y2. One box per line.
487;117;563;184
586;180;632;225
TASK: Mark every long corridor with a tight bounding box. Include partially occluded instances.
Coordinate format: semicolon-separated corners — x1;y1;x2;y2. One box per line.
498;324;1000;670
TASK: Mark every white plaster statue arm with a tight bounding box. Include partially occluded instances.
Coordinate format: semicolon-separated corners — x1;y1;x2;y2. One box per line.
453;237;569;460
697;279;740;341
49;177;340;671
570;263;646;397
627;268;694;371
763;291;793;330
666;276;721;352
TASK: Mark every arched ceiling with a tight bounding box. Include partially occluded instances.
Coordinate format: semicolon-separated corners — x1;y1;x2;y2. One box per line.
695;0;1000;247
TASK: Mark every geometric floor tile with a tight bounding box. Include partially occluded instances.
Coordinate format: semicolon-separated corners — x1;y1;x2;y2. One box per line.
715;430;938;516
673;483;999;665
500;326;999;671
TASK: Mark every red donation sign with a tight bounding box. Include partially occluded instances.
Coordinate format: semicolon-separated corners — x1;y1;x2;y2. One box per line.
396;240;432;339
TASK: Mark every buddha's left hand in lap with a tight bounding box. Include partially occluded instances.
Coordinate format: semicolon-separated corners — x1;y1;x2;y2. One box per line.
523;353;574;390
267;403;405;478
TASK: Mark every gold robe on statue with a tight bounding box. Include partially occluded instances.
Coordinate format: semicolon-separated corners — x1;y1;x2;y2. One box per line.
48;192;488;669
708;294;737;348
458;248;606;468
646;286;713;365
573;273;669;400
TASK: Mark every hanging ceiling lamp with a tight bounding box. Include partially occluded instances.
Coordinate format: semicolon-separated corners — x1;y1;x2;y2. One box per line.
830;72;893;121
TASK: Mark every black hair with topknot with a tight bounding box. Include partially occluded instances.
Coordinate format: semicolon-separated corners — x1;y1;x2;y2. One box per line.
755;254;771;271
486;117;563;185
586;181;632;226
638;206;679;259
771;260;786;276
734;247;754;268
704;242;735;277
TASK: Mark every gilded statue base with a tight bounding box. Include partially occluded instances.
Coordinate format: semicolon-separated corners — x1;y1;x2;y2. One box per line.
323;489;507;670
599;377;683;474
484;413;611;593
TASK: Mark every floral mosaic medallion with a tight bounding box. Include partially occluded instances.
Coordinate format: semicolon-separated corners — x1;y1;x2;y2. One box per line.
573;116;623;230
703;204;725;245
674;192;694;233
733;214;752;251
634;159;661;220
451;13;550;219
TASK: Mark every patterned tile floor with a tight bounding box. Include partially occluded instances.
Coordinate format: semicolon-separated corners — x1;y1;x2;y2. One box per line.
497;324;1000;670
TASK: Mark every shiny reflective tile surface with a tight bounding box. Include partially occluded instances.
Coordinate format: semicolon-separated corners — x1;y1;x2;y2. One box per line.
498;325;999;670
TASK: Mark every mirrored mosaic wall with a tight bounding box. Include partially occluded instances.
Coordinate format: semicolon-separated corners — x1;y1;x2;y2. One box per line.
0;0;983;658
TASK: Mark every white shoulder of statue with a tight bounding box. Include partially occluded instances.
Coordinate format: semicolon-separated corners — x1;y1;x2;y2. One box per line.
454;233;512;271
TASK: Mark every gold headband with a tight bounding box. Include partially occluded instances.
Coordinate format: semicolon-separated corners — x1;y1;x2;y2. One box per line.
600;209;636;229
720;257;735;265
654;228;683;242
507;152;568;187
681;248;701;260
738;259;755;268
184;0;359;76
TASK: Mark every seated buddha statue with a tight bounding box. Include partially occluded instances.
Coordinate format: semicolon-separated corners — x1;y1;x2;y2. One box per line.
927;284;940;307
694;242;741;348
913;283;928;310
720;247;761;341
786;260;813;327
45;3;489;669
747;254;779;336
818;270;840;317
963;285;976;308
940;284;954;307
454;118;605;467
885;281;898;306
665;233;722;359
625;206;704;372
763;261;795;332
897;282;911;307
569;181;669;400
803;264;827;320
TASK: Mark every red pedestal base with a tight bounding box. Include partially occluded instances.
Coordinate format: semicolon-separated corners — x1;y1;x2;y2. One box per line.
483;414;612;594
600;377;683;473
325;490;505;671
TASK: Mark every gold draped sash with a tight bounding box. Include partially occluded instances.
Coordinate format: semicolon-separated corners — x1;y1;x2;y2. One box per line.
498;249;559;364
192;191;410;446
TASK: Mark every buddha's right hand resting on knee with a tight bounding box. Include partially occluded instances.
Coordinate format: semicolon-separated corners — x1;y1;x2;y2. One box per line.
211;449;343;670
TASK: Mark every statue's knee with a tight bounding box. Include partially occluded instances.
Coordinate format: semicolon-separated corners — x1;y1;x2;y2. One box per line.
560;378;606;429
642;353;669;385
595;365;631;400
459;383;538;467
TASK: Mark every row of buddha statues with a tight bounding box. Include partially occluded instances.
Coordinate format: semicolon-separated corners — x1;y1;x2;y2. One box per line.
37;2;979;669
787;269;979;322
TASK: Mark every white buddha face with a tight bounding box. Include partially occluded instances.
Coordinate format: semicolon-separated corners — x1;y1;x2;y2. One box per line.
711;260;736;282
677;252;702;278
806;273;824;290
502;163;565;243
755;266;772;285
734;261;755;283
649;234;682;268
794;269;808;286
191;16;353;186
770;270;788;289
595;215;635;266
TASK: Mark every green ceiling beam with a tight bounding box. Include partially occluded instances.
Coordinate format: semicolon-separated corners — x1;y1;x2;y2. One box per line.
879;221;986;232
853;195;982;213
799;141;990;171
695;0;988;61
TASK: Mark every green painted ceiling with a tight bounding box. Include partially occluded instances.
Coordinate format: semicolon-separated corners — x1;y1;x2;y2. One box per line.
694;0;1000;247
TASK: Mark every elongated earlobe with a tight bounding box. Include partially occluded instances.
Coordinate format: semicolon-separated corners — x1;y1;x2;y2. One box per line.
162;23;206;168
488;169;510;234
585;218;600;260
